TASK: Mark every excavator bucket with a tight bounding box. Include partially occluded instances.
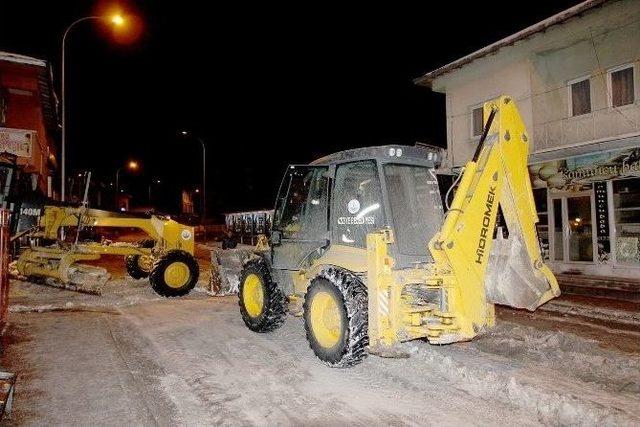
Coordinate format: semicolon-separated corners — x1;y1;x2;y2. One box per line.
484;225;558;310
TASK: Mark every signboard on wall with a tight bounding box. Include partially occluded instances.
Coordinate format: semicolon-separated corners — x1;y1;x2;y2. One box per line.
594;181;610;262
530;147;640;189
0;127;34;158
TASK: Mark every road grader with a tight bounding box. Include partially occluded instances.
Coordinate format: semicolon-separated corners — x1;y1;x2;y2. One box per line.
236;95;560;367
13;204;199;297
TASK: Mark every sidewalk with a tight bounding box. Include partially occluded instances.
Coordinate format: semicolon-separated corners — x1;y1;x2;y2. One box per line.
556;273;640;302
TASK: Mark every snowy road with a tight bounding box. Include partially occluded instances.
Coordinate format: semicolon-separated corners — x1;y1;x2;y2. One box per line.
3;286;639;426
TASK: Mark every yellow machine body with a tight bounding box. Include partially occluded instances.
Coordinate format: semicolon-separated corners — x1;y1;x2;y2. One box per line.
16;206;195;284
285;96;560;351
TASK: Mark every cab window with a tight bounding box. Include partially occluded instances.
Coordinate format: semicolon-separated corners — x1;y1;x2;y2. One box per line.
274;166;329;240
331;160;385;248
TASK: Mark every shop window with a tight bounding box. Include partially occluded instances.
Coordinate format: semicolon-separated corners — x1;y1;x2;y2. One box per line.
609;65;635;108
568;77;591;116
471;106;484;138
533;188;549;260
613;178;640;266
567;195;593;262
552;199;563;261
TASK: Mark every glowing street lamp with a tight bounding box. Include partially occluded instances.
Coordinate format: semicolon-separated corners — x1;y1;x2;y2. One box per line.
111;14;125;26
127;160;139;170
115;159;139;207
61;13;128;202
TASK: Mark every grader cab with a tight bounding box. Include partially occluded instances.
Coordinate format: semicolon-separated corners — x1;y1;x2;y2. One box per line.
237;95;560;367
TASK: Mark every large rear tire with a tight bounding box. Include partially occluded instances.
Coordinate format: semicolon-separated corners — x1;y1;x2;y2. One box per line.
149;250;199;297
238;259;286;332
303;268;368;367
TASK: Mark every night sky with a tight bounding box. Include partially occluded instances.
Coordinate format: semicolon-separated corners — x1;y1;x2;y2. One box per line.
0;1;583;217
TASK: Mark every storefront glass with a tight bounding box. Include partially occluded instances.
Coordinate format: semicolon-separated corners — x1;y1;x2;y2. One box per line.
553;199;563;261
533;188;549;260
567;195;593;262
613;178;640;266
530;146;640;271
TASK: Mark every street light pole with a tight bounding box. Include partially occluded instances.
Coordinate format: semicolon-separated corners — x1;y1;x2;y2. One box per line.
114;160;138;210
180;131;207;228
196;137;206;225
62;16;100;202
61;14;125;202
149;179;160;205
115;167;122;208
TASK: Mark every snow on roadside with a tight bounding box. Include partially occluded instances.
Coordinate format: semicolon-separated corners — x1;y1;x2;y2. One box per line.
476;322;640;394
9;278;209;313
398;322;640;426
541;299;640;326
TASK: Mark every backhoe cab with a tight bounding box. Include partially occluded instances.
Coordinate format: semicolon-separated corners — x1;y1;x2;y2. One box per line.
238;96;560;367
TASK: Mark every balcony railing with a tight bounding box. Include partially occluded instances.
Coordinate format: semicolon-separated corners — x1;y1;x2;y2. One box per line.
533;103;640;151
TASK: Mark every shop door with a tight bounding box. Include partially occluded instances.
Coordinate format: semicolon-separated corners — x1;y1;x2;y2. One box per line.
551;192;595;263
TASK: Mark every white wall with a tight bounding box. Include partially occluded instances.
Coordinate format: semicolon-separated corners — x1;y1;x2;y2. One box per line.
432;0;640;168
435;58;533;168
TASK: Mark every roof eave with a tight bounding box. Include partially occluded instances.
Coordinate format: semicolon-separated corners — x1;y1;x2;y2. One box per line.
414;0;611;88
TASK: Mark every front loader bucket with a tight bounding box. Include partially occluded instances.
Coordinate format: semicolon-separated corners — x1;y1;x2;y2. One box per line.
484;225;560;311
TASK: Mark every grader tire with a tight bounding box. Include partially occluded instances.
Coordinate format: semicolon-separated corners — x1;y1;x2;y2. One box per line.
149;250;199;297
303;268;368;368
124;239;156;280
238;259;286;332
125;255;150;279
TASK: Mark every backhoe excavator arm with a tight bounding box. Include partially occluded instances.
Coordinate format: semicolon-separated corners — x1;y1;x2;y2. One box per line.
429;95;560;331
366;95;560;351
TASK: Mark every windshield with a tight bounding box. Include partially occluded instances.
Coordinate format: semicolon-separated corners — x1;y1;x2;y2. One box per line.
383;164;444;256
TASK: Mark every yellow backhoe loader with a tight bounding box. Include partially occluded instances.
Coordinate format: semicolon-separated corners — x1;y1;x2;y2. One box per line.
14;204;199;297
237;95;560;367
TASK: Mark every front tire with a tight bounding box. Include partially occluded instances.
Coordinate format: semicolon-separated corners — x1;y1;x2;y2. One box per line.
125;254;152;279
238;259;286;332
125;239;156;279
303;268;368;367
149;250;199;297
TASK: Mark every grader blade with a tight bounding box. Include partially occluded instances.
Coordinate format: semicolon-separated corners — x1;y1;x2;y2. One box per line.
66;264;110;294
16;248;110;295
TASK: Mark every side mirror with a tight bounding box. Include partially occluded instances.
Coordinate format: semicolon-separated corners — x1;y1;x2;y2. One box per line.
271;229;282;246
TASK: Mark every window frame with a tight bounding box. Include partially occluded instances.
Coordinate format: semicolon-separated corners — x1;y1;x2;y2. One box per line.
330;159;385;249
612;177;640;268
567;75;592;118
607;63;636;109
272;164;329;240
469;103;485;140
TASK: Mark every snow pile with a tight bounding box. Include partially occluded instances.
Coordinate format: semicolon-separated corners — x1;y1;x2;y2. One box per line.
542;300;640;326
478;323;640;394
402;323;640;425
9;277;209;313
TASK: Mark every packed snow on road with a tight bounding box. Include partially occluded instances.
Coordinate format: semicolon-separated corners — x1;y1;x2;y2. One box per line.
2;272;638;426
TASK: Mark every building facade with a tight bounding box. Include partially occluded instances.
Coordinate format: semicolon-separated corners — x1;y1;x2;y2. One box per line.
0;51;59;198
416;0;640;278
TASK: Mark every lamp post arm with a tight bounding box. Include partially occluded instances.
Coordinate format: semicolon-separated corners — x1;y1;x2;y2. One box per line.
61;15;103;203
